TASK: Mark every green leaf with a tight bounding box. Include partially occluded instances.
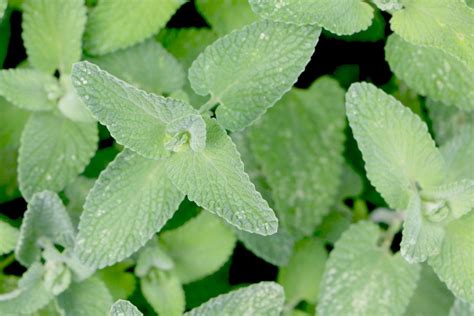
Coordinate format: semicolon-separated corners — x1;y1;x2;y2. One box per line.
196;0;258;35
0;263;54;315
386;34;474;111
185;282;285;316
141;270;185;316
160;211;236;283
158;27;219;70
75;149;184;269
189;20;320;131
72;61;206;159
22;0;86;74
0;0;6;20
110;300;143;316
450;299;474;316
57;75;95;123
427;99;474;145
390;0;474;69
0;69;60;111
135;238;175;277
405;264;454;316
440;126;474;182
372;0;403;11
422;180;474;219
278;238;327;306
400;192;445;263
346;82;446;209
165;118;278;235
429;211;474;303
97;262;136;301
15;191;75;267
249;0;374;35
317;221;420;316
64;176;95;226
57;278;113;316
0;220;19;255
235;228;295;267
84;0;185;55
88;40;185;95
250;77;346;236
19;112;98;200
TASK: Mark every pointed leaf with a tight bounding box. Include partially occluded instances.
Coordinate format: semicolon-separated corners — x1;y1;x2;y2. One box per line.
72;61;206;159
386;34;474;111
390;0;474;69
0;220;19;255
317;221;420;316
189;20;320;131
429;211;474;303
249;0;374;35
165;118;278;235
400;192;445;263
160;212;236;283
89;40;185;95
57;278;113;316
110;300;143;316
15;191;75;267
84;0;185;55
278;238;327;306
196;0;258;35
141;270;185;316
346;82;446;209
22;0;86;73
250;77;346;236
0;69;59;111
19;112;98;200
185;282;285;316
75;149;184;269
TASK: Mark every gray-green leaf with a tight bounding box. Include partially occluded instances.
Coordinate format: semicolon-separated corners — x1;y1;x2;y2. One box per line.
165;118;278;235
189;20;320;131
141;270;185;316
18;112;98;201
15;191;75;267
185;282;285;316
72;61;206;159
0;220;19;255
110;300;143;316
75;149;184;269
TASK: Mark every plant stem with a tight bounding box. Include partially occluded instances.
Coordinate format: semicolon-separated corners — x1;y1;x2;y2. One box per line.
382;218;402;250
0;253;15;271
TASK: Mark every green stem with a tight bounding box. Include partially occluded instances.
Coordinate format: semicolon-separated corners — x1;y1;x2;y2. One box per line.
0;253;15;271
382;218;402;250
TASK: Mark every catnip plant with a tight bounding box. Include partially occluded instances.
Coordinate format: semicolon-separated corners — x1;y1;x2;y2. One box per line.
0;0;473;315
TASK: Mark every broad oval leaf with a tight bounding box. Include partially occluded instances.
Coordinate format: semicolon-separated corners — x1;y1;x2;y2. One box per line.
249;0;374;35
15;191;75;267
22;0;86;74
165;118;278;236
75;149;184;269
189;20;320;131
57;277;113;316
390;0;474;69
346;82;446;209
160;211;236;284
317;221;420;316
84;0;185;55
429;211;474;303
110;300;143;316
185;282;285;316
72;61;206;159
386;34;474;111
440;126;474;183
18;112;98;201
89;40;185;95
249;77;346;237
0;263;54;315
0;69;59;111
